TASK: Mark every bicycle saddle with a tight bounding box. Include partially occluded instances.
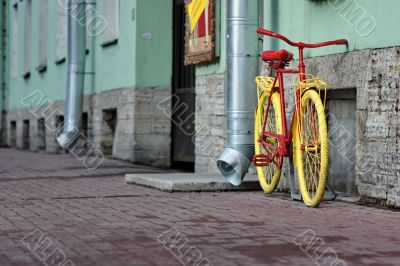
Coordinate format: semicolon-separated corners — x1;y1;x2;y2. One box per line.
262;50;293;62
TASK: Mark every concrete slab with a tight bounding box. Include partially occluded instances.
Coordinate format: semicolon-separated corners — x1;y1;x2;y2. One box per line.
336;195;361;203
125;173;261;192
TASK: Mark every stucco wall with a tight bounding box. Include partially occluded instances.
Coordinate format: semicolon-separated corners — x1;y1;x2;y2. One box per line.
7;86;172;168
6;0;173;110
263;0;400;57
276;47;400;207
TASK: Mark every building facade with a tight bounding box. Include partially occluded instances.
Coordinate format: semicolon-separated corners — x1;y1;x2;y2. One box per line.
0;0;399;207
263;0;400;207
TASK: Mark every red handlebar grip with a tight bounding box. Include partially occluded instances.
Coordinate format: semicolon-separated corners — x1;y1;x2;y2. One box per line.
257;28;274;36
335;39;348;45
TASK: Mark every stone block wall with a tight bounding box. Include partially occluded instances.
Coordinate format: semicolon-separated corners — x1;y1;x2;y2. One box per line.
131;87;171;168
357;48;400;207
6;86;171;169
8;96;93;154
195;73;226;174
278;47;399;207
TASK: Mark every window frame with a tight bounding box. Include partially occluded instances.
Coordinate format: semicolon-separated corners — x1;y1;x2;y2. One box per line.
102;0;120;47
11;3;18;79
37;0;48;72
55;1;68;64
23;0;32;79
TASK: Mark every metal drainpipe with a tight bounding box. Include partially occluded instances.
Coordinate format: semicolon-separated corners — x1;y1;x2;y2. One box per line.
0;0;5;146
216;0;259;186
57;0;86;148
88;0;96;95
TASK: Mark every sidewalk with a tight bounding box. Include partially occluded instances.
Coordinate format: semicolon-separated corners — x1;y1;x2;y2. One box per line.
0;148;399;266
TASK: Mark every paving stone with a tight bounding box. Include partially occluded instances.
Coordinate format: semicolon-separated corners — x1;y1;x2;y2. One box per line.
125;173;260;192
0;149;399;266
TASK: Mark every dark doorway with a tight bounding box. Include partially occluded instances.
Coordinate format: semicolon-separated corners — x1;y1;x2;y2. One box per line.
81;112;89;149
37;118;46;150
172;0;196;171
22;120;30;150
55;115;64;153
55;115;64;134
326;89;358;196
81;112;88;137
101;108;117;156
10;121;16;147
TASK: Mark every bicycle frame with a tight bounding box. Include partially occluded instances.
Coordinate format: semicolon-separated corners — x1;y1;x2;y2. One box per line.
259;56;302;162
256;28;348;164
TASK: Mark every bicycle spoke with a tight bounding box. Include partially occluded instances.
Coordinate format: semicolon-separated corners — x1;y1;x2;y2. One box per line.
259;95;280;185
300;98;324;195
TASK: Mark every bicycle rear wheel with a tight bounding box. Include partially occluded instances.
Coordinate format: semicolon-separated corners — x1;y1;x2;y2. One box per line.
254;91;283;193
294;90;329;207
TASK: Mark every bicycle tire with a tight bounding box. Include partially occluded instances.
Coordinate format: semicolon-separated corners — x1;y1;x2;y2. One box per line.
254;91;283;193
293;90;329;207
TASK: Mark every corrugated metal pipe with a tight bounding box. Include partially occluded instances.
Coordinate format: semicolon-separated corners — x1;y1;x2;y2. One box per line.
216;0;259;186
57;0;86;149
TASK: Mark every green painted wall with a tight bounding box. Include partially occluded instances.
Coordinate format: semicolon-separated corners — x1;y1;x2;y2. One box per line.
263;0;400;58
6;0;400;110
3;0;9;119
196;0;400;76
196;0;227;76
6;0;172;111
94;0;136;93
0;0;4;117
8;0;66;110
135;0;173;88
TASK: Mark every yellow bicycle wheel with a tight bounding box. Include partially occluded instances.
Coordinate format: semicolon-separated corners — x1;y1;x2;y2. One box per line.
293;90;329;207
254;91;283;193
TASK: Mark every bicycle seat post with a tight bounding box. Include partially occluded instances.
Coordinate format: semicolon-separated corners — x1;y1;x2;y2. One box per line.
298;47;306;81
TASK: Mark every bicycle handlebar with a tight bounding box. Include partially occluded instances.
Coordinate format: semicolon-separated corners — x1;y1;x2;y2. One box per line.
257;28;348;48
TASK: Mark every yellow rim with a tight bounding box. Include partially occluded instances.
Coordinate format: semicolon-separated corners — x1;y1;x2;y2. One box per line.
254;91;283;193
294;90;328;207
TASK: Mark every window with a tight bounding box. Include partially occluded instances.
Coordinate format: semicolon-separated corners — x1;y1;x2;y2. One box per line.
86;3;92;51
11;4;18;79
24;0;32;77
38;0;48;71
56;1;68;63
56;1;91;60
102;0;119;46
76;1;92;51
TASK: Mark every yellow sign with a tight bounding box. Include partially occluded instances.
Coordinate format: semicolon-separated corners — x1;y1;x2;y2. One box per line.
187;0;208;32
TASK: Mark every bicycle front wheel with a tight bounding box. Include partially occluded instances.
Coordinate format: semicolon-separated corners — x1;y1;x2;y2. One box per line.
254;91;283;193
294;90;329;207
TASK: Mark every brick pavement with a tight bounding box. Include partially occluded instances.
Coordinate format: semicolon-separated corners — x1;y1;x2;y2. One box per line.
0;148;399;266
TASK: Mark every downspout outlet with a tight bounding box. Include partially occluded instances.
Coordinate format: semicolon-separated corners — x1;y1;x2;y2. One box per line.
57;126;80;149
217;147;253;186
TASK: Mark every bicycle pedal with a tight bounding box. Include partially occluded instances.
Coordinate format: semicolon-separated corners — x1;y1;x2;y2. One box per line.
253;154;273;167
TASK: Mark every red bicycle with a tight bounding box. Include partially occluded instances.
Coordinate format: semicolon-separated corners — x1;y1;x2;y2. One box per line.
253;28;347;207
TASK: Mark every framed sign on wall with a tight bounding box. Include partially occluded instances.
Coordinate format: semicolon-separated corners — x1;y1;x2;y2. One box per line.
184;0;215;65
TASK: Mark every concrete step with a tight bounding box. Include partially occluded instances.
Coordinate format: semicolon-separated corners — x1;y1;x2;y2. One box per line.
125;173;261;192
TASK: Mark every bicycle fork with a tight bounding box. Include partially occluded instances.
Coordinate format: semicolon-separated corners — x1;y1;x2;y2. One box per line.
253;74;288;168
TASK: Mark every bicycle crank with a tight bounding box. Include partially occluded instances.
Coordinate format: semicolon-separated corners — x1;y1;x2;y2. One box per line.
253;154;275;167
